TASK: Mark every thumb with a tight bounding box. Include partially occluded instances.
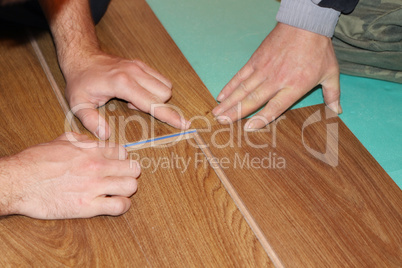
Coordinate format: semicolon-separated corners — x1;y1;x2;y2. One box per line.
75;106;110;140
322;73;342;114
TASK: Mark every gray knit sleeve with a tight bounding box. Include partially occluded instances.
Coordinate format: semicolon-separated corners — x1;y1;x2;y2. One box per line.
276;0;340;37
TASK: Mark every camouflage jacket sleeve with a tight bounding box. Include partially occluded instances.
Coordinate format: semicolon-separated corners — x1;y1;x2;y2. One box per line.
313;0;360;14
276;0;353;37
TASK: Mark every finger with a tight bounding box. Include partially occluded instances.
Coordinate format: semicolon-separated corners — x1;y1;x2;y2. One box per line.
75;107;110;140
99;176;138;197
212;71;265;117
322;73;342;114
217;64;254;102
128;68;172;102
216;81;277;123
127;103;139;110
101;143;127;160
151;105;191;129
102;159;141;178
244;87;302;130
120;87;190;129
132;60;172;89
89;196;132;216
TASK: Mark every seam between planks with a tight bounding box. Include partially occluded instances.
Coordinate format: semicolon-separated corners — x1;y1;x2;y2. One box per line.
28;32;80;133
192;131;284;268
125;129;284;267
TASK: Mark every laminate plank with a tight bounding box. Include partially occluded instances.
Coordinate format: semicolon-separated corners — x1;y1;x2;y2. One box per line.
0;23;148;267
0;27;68;154
0;216;149;267
126;138;273;267
199;104;402;267
32;0;218;144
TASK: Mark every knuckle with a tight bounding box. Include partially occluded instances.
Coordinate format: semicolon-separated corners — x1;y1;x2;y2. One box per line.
269;98;282;112
78;111;94;123
113;72;131;86
131;161;141;177
158;88;172;102
164;80;173;89
131;59;145;68
332;64;340;74
331;89;341;98
236;70;244;81
117;145;128;159
239;82;251;94
108;199;129;215
126;179;138;194
149;94;163;104
246;90;261;102
86;159;104;173
229;103;240;115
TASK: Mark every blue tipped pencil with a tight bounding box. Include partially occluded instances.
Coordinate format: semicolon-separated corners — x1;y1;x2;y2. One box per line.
124;129;197;149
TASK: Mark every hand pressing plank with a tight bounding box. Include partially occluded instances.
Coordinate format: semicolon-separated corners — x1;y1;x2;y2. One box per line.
0;133;140;219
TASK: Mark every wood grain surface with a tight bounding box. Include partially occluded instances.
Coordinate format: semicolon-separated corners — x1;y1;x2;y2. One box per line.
199;104;402;267
0;25;67;155
0;23;148;267
126;139;272;267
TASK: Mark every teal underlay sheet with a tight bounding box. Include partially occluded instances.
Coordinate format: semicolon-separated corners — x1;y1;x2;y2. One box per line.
146;0;402;189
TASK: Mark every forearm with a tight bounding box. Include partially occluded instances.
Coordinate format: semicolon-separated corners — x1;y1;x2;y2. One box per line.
38;0;100;77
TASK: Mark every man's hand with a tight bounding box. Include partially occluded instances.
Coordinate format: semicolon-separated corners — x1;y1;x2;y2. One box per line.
0;133;140;219
39;0;190;140
212;23;341;130
64;52;190;140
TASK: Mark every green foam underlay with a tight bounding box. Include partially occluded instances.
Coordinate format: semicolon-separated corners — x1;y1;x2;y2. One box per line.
147;0;402;189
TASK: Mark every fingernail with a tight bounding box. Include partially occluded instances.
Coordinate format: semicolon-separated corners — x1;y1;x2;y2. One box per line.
94;128;100;139
244;117;269;131
245;121;254;131
216;116;229;124
135;161;141;172
212;108;220;116
217;93;225;102
338;104;343;114
119;148;128;160
96;125;106;140
327;102;339;114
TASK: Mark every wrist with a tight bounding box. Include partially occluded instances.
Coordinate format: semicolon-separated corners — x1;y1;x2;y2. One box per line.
0;156;22;216
275;23;332;44
58;44;102;79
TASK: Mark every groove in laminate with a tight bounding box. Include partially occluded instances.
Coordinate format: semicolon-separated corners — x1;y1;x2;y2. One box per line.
29;33;80;133
193;131;284;268
125;139;273;267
